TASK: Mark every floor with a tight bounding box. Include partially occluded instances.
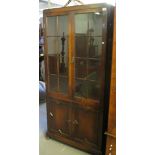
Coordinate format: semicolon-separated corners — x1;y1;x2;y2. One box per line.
39;102;90;155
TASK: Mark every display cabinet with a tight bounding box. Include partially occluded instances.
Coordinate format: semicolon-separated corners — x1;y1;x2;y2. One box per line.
43;3;114;155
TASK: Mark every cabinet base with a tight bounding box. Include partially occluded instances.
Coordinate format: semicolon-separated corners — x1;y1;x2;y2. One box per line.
46;131;102;155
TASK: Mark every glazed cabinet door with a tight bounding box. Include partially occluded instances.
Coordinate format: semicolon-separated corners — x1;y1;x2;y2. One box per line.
45;15;69;96
47;98;71;137
73;8;108;105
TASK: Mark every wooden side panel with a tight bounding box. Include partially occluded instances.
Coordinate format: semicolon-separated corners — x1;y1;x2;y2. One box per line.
105;6;116;155
105;136;116;155
107;6;116;136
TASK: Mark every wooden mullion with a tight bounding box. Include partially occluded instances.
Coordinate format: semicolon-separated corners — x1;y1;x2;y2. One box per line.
56;16;60;92
68;13;75;98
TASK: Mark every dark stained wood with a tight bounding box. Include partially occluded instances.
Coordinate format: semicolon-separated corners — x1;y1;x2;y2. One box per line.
68;13;75;98
105;6;116;155
107;6;116;137
47;98;71;137
46;131;102;155
43;3;115;155
105;135;116;155
44;3;112;15
72;106;100;147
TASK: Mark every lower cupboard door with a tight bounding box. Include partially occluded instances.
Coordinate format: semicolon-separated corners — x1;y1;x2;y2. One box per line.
47;100;71;137
72;107;102;148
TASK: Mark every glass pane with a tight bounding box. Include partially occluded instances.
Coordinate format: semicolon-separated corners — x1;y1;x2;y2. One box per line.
102;8;108;37
49;75;58;92
88;12;103;36
59;77;68;94
87;59;100;81
47;15;68;36
75;14;88;34
47;36;68;56
75;14;88;58
48;56;58;75
75;80;87;98
75;59;87;79
88;37;102;58
75;35;88;58
87;81;100;100
75;12;107;58
75;12;107;36
59;56;68;76
57;15;68;36
47;16;57;36
47;37;58;54
58;35;68;56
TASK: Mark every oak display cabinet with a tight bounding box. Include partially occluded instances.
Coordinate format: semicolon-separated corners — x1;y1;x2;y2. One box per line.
43;3;114;155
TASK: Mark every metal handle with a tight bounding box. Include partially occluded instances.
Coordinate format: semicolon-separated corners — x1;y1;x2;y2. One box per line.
50;112;53;117
58;129;63;134
104;131;116;138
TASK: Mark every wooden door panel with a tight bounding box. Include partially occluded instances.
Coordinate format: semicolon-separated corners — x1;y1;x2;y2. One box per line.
47;99;71;136
72;107;100;147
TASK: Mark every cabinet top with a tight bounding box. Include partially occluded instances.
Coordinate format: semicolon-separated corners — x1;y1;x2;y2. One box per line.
43;3;114;15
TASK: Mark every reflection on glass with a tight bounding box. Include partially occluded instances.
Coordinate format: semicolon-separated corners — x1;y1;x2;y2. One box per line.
59;56;68;76
75;35;88;57
88;37;102;58
57;16;68;36
59;32;68;76
88;13;103;36
49;75;58;92
75;59;87;78
47;36;68;55
87;81;100;100
47;37;58;54
59;77;68;94
48;56;57;75
87;60;100;81
75;80;100;100
47;16;57;36
75;14;88;34
47;15;68;36
75;80;87;98
75;36;102;58
75;12;106;36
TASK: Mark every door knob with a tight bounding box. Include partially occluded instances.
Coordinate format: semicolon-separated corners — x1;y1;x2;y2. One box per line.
58;129;63;134
50;112;53;117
